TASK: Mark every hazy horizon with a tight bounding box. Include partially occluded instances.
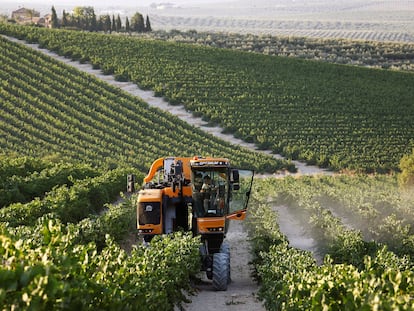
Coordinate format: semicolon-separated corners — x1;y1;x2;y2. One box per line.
2;0;231;7
2;0;413;42
3;0;414;14
2;0;236;16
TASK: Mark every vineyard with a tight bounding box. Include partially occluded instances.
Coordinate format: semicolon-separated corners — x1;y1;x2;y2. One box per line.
140;29;414;71
1;24;413;172
0;33;285;173
248;175;414;310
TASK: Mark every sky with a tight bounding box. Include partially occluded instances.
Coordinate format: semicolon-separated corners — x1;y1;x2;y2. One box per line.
1;0;235;15
3;0;231;6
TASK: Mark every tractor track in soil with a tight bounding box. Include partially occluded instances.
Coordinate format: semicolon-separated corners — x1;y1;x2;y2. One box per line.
5;36;332;310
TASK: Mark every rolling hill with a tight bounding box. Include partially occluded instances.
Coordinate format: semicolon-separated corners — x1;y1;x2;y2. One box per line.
0;33;284;173
1;24;412;172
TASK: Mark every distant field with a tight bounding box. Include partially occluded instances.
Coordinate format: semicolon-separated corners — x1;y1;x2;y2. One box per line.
140;30;414;72
150;15;414;43
146;0;414;43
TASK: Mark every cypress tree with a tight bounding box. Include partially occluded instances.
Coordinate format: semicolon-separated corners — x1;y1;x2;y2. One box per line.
106;15;112;33
116;14;122;32
125;17;130;34
51;6;59;28
111;15;116;32
90;12;97;31
61;10;67;27
145;15;152;32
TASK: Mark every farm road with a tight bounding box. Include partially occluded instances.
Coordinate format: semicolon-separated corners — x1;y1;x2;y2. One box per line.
179;220;265;311
5;36;331;310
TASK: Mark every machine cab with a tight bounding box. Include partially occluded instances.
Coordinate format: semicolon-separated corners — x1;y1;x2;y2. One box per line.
190;157;254;233
191;166;229;218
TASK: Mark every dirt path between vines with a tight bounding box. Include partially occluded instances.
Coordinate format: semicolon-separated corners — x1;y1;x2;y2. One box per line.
6;36;332;310
180;220;264;311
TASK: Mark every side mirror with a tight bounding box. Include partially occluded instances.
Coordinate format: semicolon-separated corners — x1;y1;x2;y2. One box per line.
231;169;240;190
127;174;136;193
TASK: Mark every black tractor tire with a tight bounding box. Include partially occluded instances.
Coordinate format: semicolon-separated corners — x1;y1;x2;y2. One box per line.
212;252;230;291
220;242;230;255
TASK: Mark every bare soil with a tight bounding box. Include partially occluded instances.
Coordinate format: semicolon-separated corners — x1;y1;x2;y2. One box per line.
180;221;265;311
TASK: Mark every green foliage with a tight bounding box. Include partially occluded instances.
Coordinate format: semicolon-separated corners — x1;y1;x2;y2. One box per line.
254;175;414;260
0;167;130;226
75;196;135;249
1;24;413;172
130;12;145;32
0;217;200;310
3;23;414;309
140;29;414;72
0;159;201;309
245;202;287;278
0;32;286;174
0;160;99;208
257;244;414;310
51;6;58;29
0;155;50;183
399;149;414;188
247;194;414;310
54;6;149;33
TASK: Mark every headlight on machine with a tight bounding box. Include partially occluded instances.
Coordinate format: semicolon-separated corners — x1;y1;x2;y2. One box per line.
138;229;154;233
207;227;224;232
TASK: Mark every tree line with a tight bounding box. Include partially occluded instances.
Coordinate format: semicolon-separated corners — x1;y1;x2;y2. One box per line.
50;6;151;33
